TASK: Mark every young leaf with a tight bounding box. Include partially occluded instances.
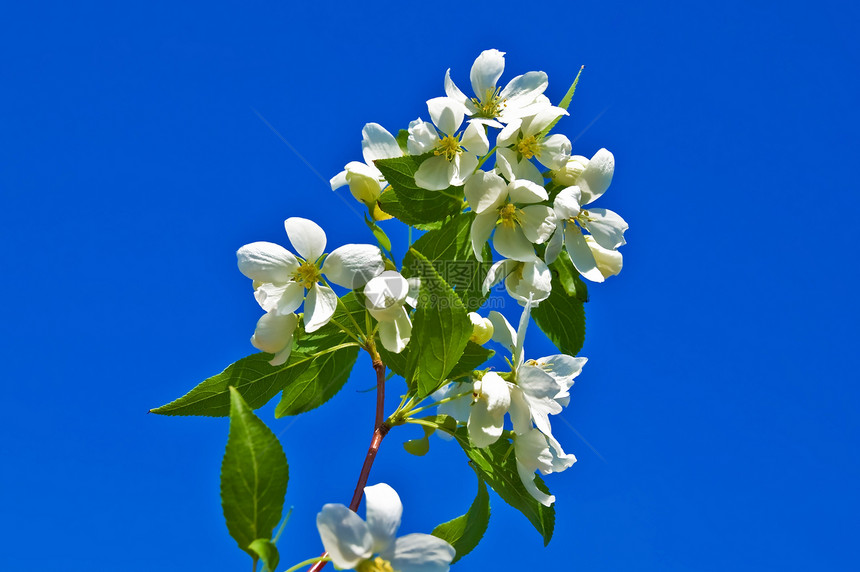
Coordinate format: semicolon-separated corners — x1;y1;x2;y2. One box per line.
375;154;463;225
151;293;366;417
540;65;584;137
403;426;434;457
431;470;491;563
550;250;589;303
453;430;555;545
532;272;587;356
248;539;279;572
402;212;491;312
221;388;289;559
405;249;473;397
364;213;392;253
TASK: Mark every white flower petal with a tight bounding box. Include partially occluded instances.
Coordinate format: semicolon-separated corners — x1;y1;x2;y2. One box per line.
494;225;537;262
479;372;511;415
470;49;505;102
468;400;505;448
496;121;522;148
250;312;299;360
519;205;556;244
553;187;582;220
508;179;548;205
284;217;327;262
254;281;305;314
444;69;473;111
582;208;628;250
544;223;564;265
361;123;402;164
470;211;497;262
536;134;572;171
452;152;478;186
508;387;533;435
414;155;454;191
516;459;555;507
322;244;384;289
585;235;624;279
237;242;299;283
427;97;465;136
465;170;507;214
378;307;412;353
407;119;439;155
578;148;615;204
304;283;337;332
488;310;517;351
565;227;605;283
505;260;552;305
522;106;568;136
386;533;456;572
364;483;403;554
330;170;348;191
436;382;473;423
482;259;517;295
316;504;373;570
461;122;489;156
364;271;409;320
500;71;549;111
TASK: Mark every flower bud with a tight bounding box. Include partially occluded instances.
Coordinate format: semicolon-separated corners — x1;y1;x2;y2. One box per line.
345;171;384;205
550;155;589;186
468;312;494;345
585;235;623;279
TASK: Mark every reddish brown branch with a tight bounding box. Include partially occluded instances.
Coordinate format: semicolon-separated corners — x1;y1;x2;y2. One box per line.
307;359;388;572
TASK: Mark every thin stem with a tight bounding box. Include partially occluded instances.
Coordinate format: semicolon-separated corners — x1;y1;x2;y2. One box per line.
284;557;330;572
252;557;258;572
404;390;472;418
334;290;366;338
475;144;498;172
326;317;364;346
404;417;459;436
307;359;390;572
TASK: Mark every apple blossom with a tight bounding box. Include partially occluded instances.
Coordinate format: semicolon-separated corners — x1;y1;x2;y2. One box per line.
497;106;572;173
316;483;455;572
363;271;416;353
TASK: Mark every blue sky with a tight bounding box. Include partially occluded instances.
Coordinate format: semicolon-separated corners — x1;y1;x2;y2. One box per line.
2;1;858;570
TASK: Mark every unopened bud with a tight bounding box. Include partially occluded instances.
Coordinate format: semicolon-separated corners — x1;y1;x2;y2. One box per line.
551;155;589;186
468;312;494;345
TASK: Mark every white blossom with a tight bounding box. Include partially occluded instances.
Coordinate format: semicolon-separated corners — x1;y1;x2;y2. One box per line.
465;170;556;262
330;123;402;213
544;149;628;282
443;48;550;128
514;428;576;507
482;258;553;305
363;271;416;353
316;483;455;572
468;312;494;345
408;97;490;191
497;106;572;174
237;218;385;335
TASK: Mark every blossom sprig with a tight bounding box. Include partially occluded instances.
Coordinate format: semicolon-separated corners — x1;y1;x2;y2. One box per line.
153;48;628;572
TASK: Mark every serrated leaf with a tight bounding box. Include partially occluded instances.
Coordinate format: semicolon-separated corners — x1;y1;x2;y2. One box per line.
248;539;279;572
432;470;490;564
221;388;289;559
541;66;584;136
453;430;554;545
447;342;494;380
402;212;491;312
550;250;589;303
405;249;473;397
532;272;586;356
274;344;359;417
375;154;464;225
151;293;366;417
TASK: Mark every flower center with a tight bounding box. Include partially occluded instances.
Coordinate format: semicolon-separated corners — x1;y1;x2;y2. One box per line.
498;202;520;229
434;134;463;161
516;134;540;160
471;86;506;118
357;556;396;572
292;261;322;289
575;209;592;225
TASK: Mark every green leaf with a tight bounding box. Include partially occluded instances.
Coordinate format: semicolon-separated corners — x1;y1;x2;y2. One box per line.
550;250;589;303
532;271;586;356
248;539;279;572
375;154;464;225
152;293;366;417
273;343;359;417
402;212;491;312
395;129;409;154
431;470;491;564
376;342;409;379
447;342;494;380
221;388;289;559
402;425;434;457
405;249;473;397
541;65;584;137
453;430;554;545
364;213;392;253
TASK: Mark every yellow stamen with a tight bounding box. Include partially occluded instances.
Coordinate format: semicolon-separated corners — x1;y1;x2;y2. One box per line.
471;86;507;118
292;261;322;289
516;135;540;160
357;556;396;572
434;134;463;161
498;203;520;229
